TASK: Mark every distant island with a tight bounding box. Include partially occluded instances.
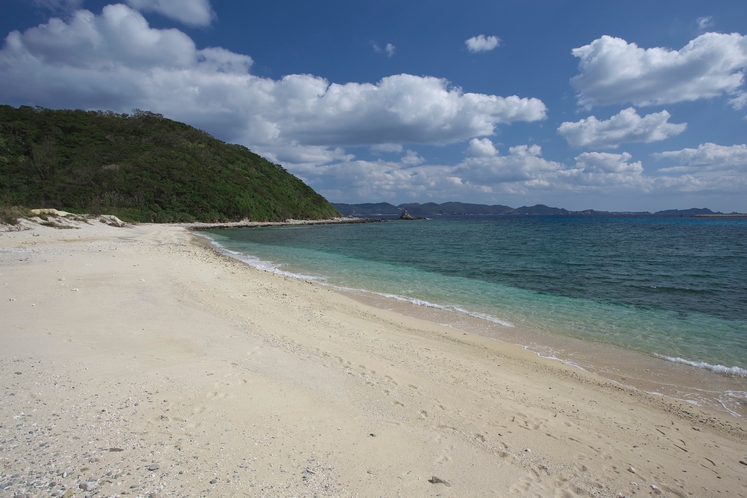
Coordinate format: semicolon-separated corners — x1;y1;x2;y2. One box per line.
333;202;744;218
0;105;339;223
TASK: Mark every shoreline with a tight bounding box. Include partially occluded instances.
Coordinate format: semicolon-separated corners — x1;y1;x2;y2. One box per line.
350;288;747;414
2;219;746;496
197;226;747;420
339;288;747;417
172;216;383;230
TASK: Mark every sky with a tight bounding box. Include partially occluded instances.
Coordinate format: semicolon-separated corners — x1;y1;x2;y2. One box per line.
1;0;747;212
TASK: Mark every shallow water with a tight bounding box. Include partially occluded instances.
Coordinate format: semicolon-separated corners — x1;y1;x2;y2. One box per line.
202;216;747;416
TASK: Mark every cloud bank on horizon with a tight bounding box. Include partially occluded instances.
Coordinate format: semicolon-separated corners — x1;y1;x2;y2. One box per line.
1;0;746;211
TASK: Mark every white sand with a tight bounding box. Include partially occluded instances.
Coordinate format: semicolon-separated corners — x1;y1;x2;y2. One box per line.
1;218;746;497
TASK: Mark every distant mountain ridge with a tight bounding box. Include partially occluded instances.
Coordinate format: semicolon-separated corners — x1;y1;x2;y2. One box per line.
332;202;725;218
398;202;513;216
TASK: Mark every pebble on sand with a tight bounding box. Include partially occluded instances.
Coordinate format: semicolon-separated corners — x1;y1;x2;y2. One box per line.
429;476;451;487
78;481;96;491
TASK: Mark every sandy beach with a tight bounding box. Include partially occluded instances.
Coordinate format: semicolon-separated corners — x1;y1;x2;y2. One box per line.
1;218;746;497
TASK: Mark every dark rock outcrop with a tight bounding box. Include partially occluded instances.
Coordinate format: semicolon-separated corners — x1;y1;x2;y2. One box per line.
398;210;424;220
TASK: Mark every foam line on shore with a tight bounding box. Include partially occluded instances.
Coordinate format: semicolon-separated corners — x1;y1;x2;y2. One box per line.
656;355;747;378
196;232;326;282
200;232;516;328
451;306;514;327
349;289;515;327
525;344;715;410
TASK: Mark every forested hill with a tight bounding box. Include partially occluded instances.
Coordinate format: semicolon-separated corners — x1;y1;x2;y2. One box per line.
0;106;339;222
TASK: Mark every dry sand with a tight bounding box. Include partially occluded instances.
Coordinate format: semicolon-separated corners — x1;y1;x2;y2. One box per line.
1;217;746;497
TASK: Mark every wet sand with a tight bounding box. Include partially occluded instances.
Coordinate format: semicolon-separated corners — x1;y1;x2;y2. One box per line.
1;217;746;497
341;289;747;419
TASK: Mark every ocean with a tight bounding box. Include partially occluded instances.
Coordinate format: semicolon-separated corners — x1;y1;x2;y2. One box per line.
202;216;747;417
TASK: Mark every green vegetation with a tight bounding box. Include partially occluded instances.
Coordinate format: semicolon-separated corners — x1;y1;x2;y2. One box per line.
0;105;339;223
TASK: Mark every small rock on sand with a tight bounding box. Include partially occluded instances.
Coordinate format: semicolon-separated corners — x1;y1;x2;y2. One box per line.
429;476;450;486
78;481;96;491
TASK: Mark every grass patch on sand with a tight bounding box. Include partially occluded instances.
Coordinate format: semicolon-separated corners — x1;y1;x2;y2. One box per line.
0;205;31;225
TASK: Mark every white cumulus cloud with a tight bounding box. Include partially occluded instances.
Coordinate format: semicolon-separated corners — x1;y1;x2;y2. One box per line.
558;108;687;148
653;143;747;193
3;5;204;70
0;4;547;167
457;140;649;191
466;138;498;157
653;143;747;170
303;140;739;204
570;33;747;107
300;157;466;203
566;152;647;187
125;0;216;27
458;142;564;185
465;34;501;53
308;141;656;203
401;150;425;165
250;73;546;148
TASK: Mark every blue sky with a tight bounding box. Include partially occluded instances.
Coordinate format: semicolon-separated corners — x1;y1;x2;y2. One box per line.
2;0;746;212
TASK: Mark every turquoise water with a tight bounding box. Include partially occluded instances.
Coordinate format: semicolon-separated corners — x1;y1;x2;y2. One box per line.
203;216;747;377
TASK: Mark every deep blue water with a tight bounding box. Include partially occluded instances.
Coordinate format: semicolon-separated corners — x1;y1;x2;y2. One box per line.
203;216;747;376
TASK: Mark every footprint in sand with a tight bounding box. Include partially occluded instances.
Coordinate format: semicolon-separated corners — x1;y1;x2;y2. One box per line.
512;413;547;430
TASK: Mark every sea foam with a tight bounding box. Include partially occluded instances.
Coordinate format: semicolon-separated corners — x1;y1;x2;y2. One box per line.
201;234;516;328
657;355;747;378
